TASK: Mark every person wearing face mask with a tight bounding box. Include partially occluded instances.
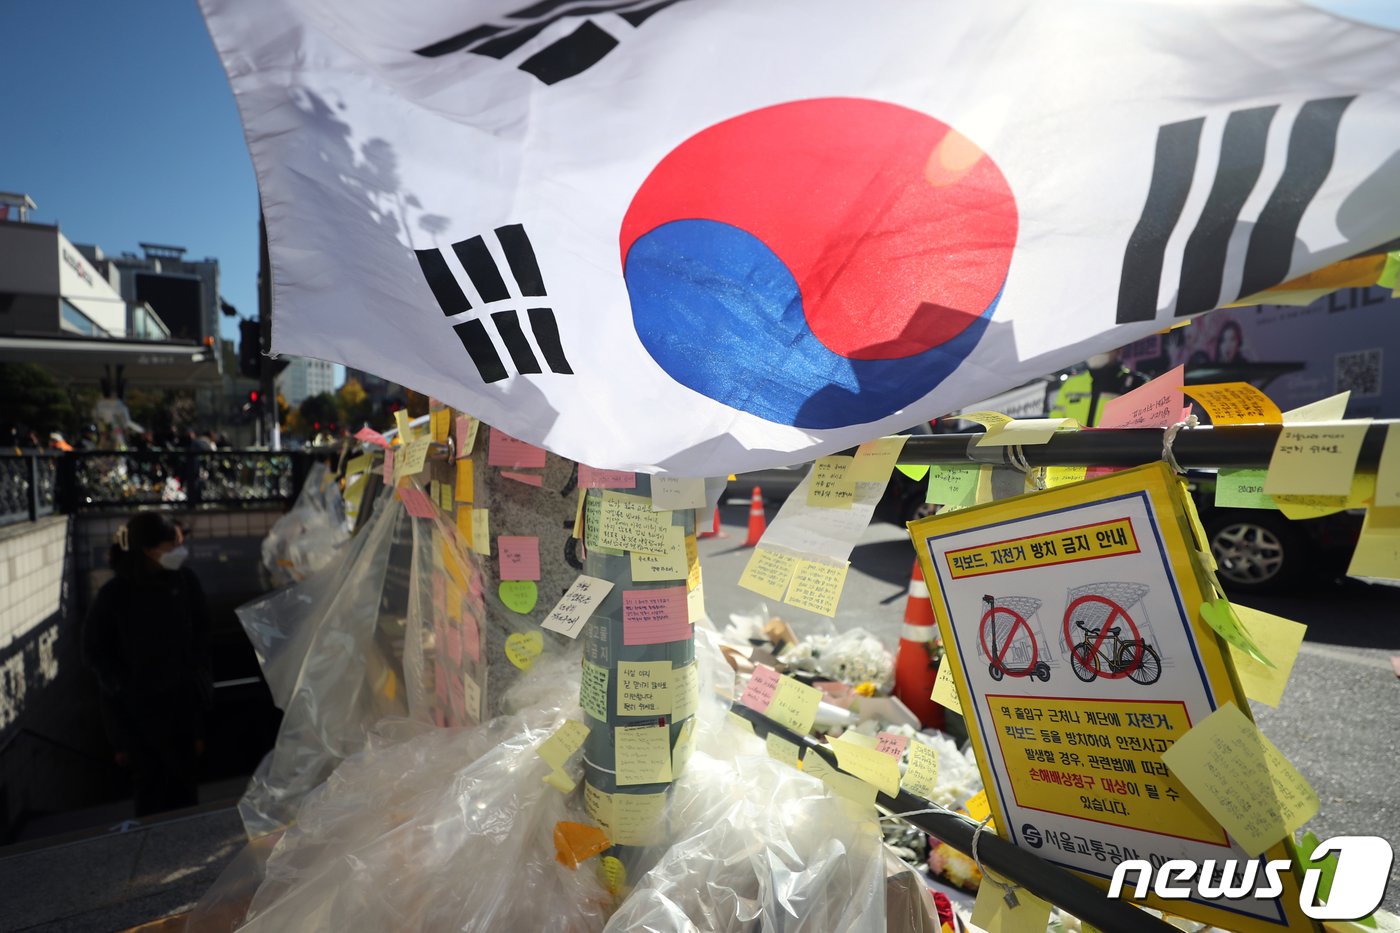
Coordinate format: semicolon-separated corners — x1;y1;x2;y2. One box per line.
82;512;212;816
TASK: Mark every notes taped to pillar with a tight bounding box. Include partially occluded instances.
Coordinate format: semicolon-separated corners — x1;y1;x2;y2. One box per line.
597;492;672;553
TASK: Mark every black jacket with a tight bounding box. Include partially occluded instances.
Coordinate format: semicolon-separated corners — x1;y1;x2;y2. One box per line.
82;567;213;702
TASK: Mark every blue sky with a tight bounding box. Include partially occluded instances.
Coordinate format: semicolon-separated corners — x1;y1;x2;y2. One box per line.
3;0;1397;355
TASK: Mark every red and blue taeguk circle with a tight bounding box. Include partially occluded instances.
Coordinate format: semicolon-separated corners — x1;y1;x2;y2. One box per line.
620;97;1018;429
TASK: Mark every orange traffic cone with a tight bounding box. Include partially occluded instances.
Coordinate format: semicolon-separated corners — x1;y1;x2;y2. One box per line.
698;506;723;539
743;486;767;547
893;561;945;729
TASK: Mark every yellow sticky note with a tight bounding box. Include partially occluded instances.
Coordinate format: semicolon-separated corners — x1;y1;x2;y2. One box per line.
537;720;590;771
615;723;672;786
974;416;1074;447
831;737;901;796
580;660;609;722
1228;606;1306;707
1183;383;1282;425
1283;391;1350;423
504;631;543;671
455;507;473;547
471;508;490;555
1199;598;1272;668
802;750;878;810
766;676;822;735
543;768;576;793
597;491;672;553
965;789;992;823
684;534;700;591
612;791;667;846
584;781;613;830
1045;465;1088;488
1376;424;1400;508
345;453;371;478
738;548;798;600
931;661;963;714
927;464;981;506
455;460;474;502
901;741;939;799
617;660;672;716
573;489;586;539
672;716;696;774
599;855;625;895
430;408;450;443
397;437;431;478
1348;505;1400;581
958;410;1012;433
456;415;480;457
687;577;706;623
850;435;909;483
629;524;688;581
394;408;414;440
766;732;802;768
784;559;849;617
671;662;699;722
971;872;1052;933
1264;422;1369;497
1273;471;1375;520
1161;701;1319;857
727;710;756;735
807;455;856;509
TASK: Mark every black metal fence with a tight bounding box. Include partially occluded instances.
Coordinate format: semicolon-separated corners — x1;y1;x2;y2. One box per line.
0;449;324;528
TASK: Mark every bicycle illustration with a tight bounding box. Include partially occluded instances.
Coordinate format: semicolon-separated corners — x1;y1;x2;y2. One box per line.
1061;582;1162;686
979;594;1053;682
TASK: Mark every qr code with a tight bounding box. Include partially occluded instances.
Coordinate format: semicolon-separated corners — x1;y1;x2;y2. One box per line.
1335;348;1382;398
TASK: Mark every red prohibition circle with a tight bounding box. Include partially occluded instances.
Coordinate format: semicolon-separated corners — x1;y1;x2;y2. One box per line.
1063;594;1142;679
979;606;1039;676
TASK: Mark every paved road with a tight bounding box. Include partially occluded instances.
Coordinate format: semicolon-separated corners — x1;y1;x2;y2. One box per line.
698;501;1400;914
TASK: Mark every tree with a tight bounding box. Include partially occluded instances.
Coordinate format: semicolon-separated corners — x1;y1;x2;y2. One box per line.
298;392;339;433
0;363;77;440
336;378;373;428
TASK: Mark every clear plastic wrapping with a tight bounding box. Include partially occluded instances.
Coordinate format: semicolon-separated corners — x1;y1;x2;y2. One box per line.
259;462;351;588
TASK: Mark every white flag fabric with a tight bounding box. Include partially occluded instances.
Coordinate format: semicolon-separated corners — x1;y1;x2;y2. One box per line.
201;0;1400;474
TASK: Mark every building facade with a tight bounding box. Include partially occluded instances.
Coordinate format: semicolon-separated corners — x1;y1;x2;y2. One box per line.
276;356;337;408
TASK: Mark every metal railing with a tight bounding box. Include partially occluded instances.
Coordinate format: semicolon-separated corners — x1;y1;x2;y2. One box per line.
0;448;336;527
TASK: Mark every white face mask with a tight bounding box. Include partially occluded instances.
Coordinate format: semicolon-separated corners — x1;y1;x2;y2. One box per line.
158;546;189;571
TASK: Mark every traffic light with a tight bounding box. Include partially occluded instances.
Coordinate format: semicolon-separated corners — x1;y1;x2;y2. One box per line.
239;319;261;378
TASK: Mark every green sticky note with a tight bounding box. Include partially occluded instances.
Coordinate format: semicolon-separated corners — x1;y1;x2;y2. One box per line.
1215;469;1278;509
499;580;538;614
583;494;624;556
580;660;609;721
1200;599;1273;668
926;464;980;505
896;463;930;481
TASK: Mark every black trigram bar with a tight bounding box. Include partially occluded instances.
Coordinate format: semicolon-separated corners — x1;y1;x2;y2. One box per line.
414;247;472;315
520;20;618;86
453;235;511;303
490;309;544;374
453;318;508;383
1117;97;1356;323
528;307;573;374
495;224;548;296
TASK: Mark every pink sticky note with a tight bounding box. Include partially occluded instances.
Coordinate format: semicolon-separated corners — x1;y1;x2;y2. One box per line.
488;427;547;468
579;465;636;489
355;426;389;449
443;623;462;665
875;732;909;759
462;615;482;664
431;575;446;615
382;447;395;482
740;664;781;712
1098;365;1185;429
622;587;691;645
434;659;449;704
501;470;544;487
398;486;437;519
454;416;473;459
497;535;541;581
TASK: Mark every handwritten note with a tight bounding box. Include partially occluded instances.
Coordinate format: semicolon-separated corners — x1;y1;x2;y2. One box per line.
630;524;688;581
671;716;695;774
542;574;614;639
498;580;537;614
488;427;546;468
1215;469;1276;509
497;535;541;581
1265;422;1369;497
1273;472;1375;520
580;660;609;721
355;426;389;449
1347;505;1400;581
597;492;672;553
831;737;901;796
504;630;543;671
582;494;623;555
429;408;451;443
1044;465;1088;488
738;548;798;600
766;675;822;735
1183;383;1282;425
462;671;482;722
394;408;414;440
537;720;590;770
901;741;939;798
617;660;672;716
850;436;909;483
739;664;781;712
1099;365;1184;428
397;437;431;478
926;464;981;506
766;732;801;767
807;456;856;509
650;475;706;510
964;411;1072;447
784;559;849;617
615;723;672;786
1162;701;1318;856
471;508;490;555
931;662;963;714
802;750;877;809
398;486;437;519
1199;599;1272;668
1377;424;1400;507
579;465;635;489
455;414;480;455
671;662;699;722
875;732;908;759
622;586;691;645
612;791;667;845
1228;605;1306;707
